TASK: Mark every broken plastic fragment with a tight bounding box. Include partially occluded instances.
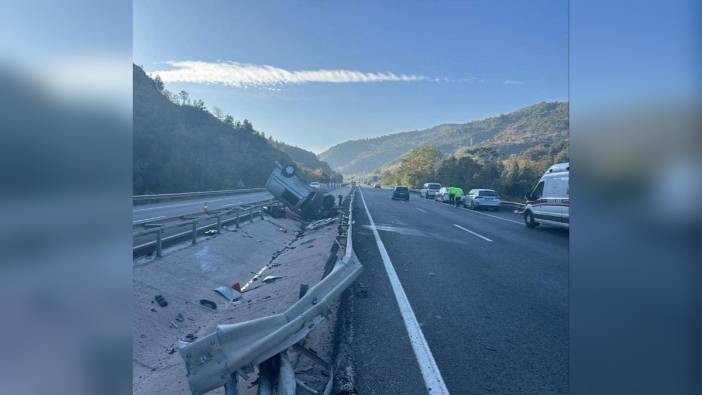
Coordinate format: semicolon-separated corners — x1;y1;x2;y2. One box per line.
214;286;242;302
262;275;283;284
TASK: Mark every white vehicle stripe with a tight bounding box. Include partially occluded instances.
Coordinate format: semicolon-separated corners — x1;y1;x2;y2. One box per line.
453;224;493;242
359;189;450;395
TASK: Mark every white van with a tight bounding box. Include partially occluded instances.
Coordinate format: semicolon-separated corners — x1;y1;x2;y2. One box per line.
420;182;442;199
523;162;569;229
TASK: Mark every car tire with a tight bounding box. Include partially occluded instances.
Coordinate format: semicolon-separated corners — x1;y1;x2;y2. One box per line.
469;200;475;209
524;210;538;228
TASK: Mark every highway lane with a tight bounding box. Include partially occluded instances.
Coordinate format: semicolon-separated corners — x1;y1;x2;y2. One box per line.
348;187;568;394
132;191;272;223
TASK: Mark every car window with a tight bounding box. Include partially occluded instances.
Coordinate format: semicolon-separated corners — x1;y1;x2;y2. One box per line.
429;183;440;190
478;190;496;197
395;187;408;192
531;181;544;200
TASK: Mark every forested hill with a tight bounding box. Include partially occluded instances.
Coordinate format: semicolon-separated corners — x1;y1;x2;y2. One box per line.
319;101;568;176
271;141;342;182
133;64;338;194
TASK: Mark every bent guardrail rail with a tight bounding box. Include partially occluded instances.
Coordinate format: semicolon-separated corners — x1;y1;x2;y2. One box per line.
133;199;280;257
178;188;361;395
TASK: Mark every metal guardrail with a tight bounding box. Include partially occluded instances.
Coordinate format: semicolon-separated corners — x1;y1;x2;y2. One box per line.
500;200;526;211
132;199;279;257
133;188;267;205
178;188;361;395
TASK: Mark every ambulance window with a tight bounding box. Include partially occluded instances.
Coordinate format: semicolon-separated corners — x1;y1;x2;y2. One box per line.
532;181;544;200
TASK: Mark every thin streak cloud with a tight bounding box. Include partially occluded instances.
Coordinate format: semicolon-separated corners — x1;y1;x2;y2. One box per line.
149;60;428;88
504;80;525;85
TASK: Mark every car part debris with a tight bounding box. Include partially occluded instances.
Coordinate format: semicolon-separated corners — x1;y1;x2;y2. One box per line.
265;163;338;220
154;294;168;307
170;320;179;329
175;313;185;322
232;282;242;292
199;299;217;310
204;229;217;236
214;286;242;302
262;275;283;284
305;217;336;230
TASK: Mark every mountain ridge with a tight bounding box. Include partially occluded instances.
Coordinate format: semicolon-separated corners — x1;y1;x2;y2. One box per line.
319;101;569;176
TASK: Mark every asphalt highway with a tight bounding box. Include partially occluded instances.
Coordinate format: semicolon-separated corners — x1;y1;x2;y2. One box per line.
348;187;568;394
132;191;272;224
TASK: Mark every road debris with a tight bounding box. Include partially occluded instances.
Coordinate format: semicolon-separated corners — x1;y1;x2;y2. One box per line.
204;229;217;236
175;313;185;322
232;282;242;292
183;334;197;343
262;275;283;284
305;218;337;231
214;286;242;302
154;294;168;307
169;320;179;329
199;299;217;310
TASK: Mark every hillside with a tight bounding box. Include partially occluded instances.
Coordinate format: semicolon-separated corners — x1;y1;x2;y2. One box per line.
271;141;342;182
133;65;337;194
319;101;569;176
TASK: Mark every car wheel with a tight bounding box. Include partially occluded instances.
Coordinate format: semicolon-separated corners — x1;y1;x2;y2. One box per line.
525;210;538;228
469;200;475;209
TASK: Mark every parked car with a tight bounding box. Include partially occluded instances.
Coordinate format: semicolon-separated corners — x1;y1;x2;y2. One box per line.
391;186;410;201
420;182;442;199
310;182;321;188
465;189;501;210
523;162;569;229
436;187;450;202
372;183;382;189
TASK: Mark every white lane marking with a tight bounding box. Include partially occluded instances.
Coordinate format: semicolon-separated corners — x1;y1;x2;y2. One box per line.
133;215;165;224
133;194;266;212
359;189;450;395
415;207;428;214
462;208;523;225
453;224;493;242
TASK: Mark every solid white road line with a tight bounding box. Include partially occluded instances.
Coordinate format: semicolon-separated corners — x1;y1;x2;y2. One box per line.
359;189;450;395
462;208;523;225
132;216;165;224
453;224;493;242
415;207;428;214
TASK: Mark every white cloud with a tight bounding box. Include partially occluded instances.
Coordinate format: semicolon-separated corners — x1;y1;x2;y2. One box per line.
503;80;525;85
149;60;428;88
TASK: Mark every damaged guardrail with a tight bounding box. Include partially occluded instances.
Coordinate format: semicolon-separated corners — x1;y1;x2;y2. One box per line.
178;188;361;395
133;199;281;257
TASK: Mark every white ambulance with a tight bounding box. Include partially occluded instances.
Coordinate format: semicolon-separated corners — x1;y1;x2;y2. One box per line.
524;162;569;229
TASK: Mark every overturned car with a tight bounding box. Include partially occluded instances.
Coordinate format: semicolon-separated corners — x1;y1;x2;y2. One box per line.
265;164;338;220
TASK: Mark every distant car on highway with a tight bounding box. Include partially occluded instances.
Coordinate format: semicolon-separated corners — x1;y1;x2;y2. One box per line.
524;162;569;229
420;182;441;199
391;186;410;201
310;182;321;188
373;183;382;189
465;189;501;210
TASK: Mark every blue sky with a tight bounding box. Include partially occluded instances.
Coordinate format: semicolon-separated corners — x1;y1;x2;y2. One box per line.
134;0;568;153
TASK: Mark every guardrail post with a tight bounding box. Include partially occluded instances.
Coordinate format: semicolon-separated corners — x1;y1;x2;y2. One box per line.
260;207;265;220
156;229;163;257
236;210;240;228
249;208;254;223
224;372;238;395
191;223;197;245
217;215;222;233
